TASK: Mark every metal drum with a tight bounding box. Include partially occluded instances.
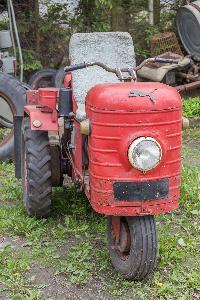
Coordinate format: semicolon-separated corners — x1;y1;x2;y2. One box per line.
177;1;200;55
0;30;12;49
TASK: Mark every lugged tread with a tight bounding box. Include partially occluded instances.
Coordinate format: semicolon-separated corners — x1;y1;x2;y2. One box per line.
22;118;52;217
107;215;157;280
0;73;27;161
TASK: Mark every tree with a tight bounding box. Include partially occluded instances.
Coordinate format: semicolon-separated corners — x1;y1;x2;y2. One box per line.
13;0;40;51
154;0;161;25
111;0;128;31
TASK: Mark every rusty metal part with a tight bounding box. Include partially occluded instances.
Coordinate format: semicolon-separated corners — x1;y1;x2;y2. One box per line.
176;80;200;92
112;216;121;245
111;217;131;257
144;52;182;70
182;117;190;130
80;119;91;135
118;221;131;253
151;32;183;57
176;72;200;82
65;58;179;83
50;145;63;187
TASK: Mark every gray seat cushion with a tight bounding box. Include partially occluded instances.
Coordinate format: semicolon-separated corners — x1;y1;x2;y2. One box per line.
69;32;135;120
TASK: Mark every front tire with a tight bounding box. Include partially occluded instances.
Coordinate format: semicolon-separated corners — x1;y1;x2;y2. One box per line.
107;215;157;280
22;118;52;218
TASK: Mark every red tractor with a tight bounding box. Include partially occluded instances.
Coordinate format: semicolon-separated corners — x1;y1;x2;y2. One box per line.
15;32;182;280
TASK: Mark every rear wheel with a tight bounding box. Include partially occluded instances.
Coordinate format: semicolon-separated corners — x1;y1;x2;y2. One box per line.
107;215;157;280
22;118;52;217
0;73;26;161
28;68;57;89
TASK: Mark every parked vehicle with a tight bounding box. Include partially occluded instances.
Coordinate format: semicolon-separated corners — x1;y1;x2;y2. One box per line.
0;0;25;161
138;1;200;92
15;32;183;280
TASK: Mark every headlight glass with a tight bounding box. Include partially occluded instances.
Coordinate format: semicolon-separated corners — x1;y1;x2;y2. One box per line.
128;137;162;172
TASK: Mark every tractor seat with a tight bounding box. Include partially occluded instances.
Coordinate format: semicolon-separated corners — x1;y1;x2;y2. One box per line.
69;32;135;121
137;52;190;82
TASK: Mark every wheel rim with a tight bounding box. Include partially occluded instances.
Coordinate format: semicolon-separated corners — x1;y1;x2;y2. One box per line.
111;216;131;260
0;92;15;147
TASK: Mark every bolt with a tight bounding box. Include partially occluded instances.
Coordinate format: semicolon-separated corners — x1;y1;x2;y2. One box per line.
32;119;42;128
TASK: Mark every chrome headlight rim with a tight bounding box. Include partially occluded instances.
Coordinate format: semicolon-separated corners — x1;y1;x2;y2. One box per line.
128;136;162;172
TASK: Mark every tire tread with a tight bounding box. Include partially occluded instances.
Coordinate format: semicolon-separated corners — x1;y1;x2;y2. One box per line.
23;118;52;217
108;215;157;280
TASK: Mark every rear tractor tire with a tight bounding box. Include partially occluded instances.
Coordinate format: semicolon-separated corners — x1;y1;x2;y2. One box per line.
22;118;52;218
0;73;26;161
28;68;57;89
107;215;157;280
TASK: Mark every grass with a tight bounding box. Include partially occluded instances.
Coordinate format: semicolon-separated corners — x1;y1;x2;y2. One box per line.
0;128;12;143
183;97;200;118
0;129;200;299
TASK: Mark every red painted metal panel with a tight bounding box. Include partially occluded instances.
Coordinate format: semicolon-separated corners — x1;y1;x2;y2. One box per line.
25;88;59;131
38;88;58;110
24;105;58;131
86;82;182;216
27;90;39;105
87;82;181;111
27;88;58;109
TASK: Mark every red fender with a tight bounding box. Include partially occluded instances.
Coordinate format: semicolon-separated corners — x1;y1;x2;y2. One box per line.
25;88;59;132
24;105;58;132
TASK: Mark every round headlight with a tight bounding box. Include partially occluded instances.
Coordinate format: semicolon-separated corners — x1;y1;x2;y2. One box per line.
128;137;162;172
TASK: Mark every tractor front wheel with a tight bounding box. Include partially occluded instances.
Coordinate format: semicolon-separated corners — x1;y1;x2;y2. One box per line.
22;118;52;218
107;215;157;280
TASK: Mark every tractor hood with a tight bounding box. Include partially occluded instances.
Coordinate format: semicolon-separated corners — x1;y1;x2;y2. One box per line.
86;82;182;112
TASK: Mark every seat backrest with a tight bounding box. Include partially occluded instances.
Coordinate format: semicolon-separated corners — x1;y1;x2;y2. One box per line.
69;32;135;120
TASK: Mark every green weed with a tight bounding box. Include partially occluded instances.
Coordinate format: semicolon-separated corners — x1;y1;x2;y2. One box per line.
183;98;200;117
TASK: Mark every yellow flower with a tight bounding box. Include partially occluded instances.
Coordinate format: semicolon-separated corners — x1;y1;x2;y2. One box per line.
156;281;163;288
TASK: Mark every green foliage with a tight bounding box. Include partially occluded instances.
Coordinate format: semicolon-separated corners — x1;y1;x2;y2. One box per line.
0;128;12;142
22;50;42;72
183;98;200;117
0;163;22;201
60;241;94;284
0;19;8;30
0;247;43;299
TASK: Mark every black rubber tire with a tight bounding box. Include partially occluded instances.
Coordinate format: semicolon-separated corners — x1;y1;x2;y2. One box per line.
55;67;66;88
107;215;157;280
0;73;26;161
28;68;57;89
22;118;52;218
